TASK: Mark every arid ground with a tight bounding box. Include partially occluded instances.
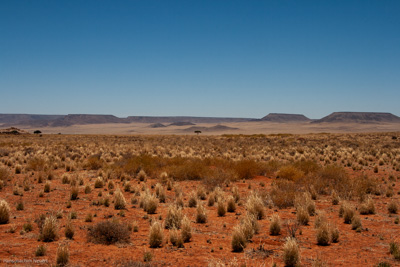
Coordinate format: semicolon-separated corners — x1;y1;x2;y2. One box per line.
0;133;399;266
11;121;400;135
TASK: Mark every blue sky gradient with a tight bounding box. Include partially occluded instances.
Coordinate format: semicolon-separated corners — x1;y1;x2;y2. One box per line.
1;1;399;119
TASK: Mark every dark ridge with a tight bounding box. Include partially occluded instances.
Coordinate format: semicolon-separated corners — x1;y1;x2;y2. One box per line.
0;114;64;127
313;112;400;123
261;113;311;122
50;114;126;126
169;121;195;126
148;123;167;128
126;116;251;123
181;124;239;132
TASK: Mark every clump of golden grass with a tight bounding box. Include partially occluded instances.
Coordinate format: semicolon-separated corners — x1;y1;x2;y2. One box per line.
240;213;260;241
231;225;247;252
164;205;183;229
114;188;127;210
245;192;265;220
149;221;163;248
282;237;300;267
169;227;183;248
316;222;330;246
359;196;375;215
181;216;192;243
44;181;51;193
0;199;10;224
314;210;327;229
227;196;236;213
341;203;355;224
388;199;398;214
296;206;309;226
217;200;226;217
188;192;198;208
70;186;79;200
331;190;340;205
35;244;46;256
351;215;362;231
40;215;58;242
56;243;69;267
269;214;281;236
94;177;104;188
65;219;74;239
196;203;207;223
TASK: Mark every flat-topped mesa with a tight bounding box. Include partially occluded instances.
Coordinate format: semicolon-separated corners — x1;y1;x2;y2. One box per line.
261;113;311;123
313;112;400;123
51;114;126;126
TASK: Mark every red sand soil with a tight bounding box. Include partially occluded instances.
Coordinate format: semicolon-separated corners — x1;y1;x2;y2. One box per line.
0;167;399;266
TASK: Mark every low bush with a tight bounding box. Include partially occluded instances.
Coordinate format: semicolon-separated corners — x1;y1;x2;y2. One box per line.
270;180;299;208
277;165;304;181
87;220;130;245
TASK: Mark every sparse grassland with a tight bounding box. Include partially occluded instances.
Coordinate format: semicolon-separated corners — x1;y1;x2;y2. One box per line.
0;132;399;265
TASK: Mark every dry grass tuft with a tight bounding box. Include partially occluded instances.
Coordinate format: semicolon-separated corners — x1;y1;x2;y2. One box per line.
149;221;164;248
0;199;10;224
283;237;300;267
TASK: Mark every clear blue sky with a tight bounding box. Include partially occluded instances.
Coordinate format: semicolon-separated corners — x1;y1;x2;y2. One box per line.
1;1;399;119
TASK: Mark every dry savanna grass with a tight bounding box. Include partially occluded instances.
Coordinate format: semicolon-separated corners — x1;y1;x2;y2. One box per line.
0;132;399;266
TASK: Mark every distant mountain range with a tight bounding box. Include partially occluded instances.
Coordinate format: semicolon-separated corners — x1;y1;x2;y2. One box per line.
260;113;311;122
313;112;400;123
0;112;399;127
